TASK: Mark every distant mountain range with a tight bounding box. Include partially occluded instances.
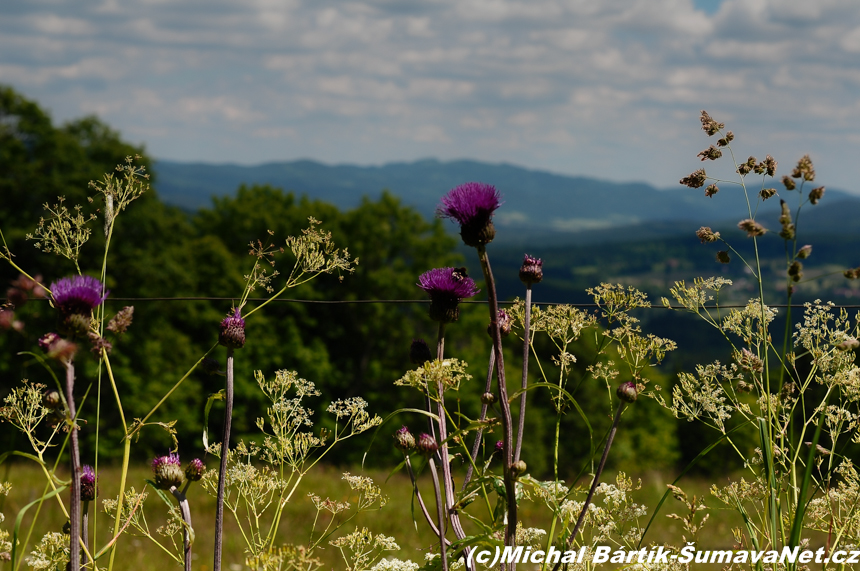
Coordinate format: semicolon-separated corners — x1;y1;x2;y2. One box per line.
152;158;860;245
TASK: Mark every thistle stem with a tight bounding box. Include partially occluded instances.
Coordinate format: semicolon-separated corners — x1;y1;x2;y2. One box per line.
463;348;496;489
515;286;532;463
554;400;625;571
171;487;193;571
82;502;89;562
64;359;81;571
214;347;234;571
427;459;449;571
404;456;449;542
476;245;516;566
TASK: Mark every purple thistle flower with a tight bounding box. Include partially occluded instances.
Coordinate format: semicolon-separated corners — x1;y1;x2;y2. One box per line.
437;182;502;247
152;453;184;490
185;458;205;482
417;267;480;323
80;465;97;502
495;440;504;452
416;433;438;456
219;308;246;349
49;275;108;317
519;254;543;285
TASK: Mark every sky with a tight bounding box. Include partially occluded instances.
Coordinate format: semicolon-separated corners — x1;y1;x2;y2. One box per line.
3;0;860;191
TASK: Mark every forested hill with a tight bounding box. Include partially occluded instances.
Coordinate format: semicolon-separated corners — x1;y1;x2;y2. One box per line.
154;158;860;245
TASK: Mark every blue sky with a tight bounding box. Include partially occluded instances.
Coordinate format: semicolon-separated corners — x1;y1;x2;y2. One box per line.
3;0;860;191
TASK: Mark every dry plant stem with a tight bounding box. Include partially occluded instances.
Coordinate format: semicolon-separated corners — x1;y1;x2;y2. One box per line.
553;401;625;571
476;245;516;564
435;323;474;570
427;458;449;571
515;286;532;463
463;349;496;489
404;455;449;543
171;487;193;571
65;359;82;571
213;347;234;571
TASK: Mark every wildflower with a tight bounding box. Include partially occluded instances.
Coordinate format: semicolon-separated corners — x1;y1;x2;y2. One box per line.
49;275;108;318
38;332;60;353
737;156;756;176
415;433;437;456
738;348;763;373
759;188;776;200
39;333;77;361
219;308;246;349
617;381;638;403
699;110;724;136
394;426;416;452
80;465;97;502
696;227;720;243
152;453;184;490
495;440;504;452
107;306;134;335
782;175;796;190
738;219;766;237
716;131;734;147
791;154;815;181
488;309;512;338
519;254;543;285
716;251;730;264
185;458;205;482
797;245;812;259
809;186;825;205
697;146;722;161
705;184;719;197
763;155;777;177
409;339;432;365
680;169;707;188
437;182;502;247
417;267;479;323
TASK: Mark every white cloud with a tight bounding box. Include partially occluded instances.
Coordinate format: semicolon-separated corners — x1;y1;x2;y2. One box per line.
1;0;859;191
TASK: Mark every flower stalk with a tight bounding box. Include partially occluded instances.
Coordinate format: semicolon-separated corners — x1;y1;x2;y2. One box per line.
213;347;234;571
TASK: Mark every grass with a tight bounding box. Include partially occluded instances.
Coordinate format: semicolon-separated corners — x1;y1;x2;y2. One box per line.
0;460;753;570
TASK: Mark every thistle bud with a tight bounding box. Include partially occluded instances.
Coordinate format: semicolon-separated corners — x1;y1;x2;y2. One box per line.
409;339;432;365
152;453;184;490
38;332;60;353
185;458;205;482
616;381;638;403
43;390;61;410
480;392;496;405
495;440;504;452
416;433;438;456
519;254;543;285
510;460;527;476
394;426;416;452
219;309;246;349
80;465;97;502
836;338;860;352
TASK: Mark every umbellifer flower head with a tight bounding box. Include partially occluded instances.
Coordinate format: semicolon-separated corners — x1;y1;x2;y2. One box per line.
219;308;246;349
519;254;543;285
50;275;108;318
80;465;97;502
394;426;416;452
437;182;502;247
417;267;480;323
152;453;184;490
185;458;205;482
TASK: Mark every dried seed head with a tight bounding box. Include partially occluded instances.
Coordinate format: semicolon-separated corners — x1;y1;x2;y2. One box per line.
696;227;720;243
845;267;860;280
759;188;777;200
788;260;803;282
716;131;734;147
616;381;638;403
219;309;246;349
797;245;812;259
699;110;724;136
764;155;777;177
736;380;753;393
705;184;719;197
519;254;543;285
698;146;722;161
394;426;416;452
680;169;707;188
738;348;764;373
779;200;795;240
809;186;825;205
782;175;796;191
416;433;438;456
737;156;757;177
409;339;432;365
738;219;766;237
107;306;134;336
716;251;731;264
792;155;815;181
